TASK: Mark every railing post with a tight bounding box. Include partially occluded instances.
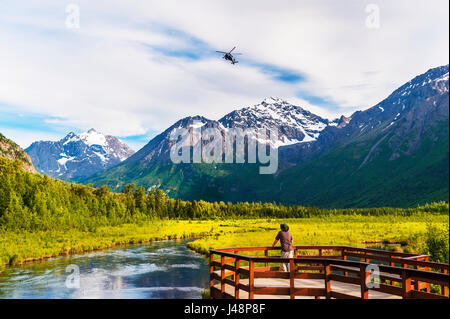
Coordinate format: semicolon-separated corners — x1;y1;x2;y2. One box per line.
414;264;420;291
290;259;295;299
388;255;396;286
341;248;348;277
424;256;430;293
360;264;369;299
401;269;412;299
265;248;269;270
249;260;255;299
221;255;225;296
401;269;411;299
210;252;215;297
235;258;240;299
324;261;331;299
442;268;449;297
232;251;239;281
317;249;323;275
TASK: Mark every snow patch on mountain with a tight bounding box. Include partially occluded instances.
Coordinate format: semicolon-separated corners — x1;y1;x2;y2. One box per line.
57;155;75;166
219;97;330;147
79;129;107;147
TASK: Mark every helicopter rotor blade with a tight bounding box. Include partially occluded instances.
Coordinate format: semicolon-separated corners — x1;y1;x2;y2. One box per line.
215;51;227;54
228;46;236;53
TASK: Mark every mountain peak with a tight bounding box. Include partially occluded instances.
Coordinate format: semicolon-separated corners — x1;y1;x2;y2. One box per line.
254;97;310;114
391;64;449;99
218;98;329;145
261;97;285;104
26;130;135;181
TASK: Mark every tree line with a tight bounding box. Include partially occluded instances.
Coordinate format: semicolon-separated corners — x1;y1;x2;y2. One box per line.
0;157;448;233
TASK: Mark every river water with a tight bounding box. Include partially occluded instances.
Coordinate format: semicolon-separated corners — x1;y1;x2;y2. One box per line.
0;239;209;299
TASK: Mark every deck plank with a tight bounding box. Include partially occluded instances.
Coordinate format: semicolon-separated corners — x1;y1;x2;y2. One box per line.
214;277;401;299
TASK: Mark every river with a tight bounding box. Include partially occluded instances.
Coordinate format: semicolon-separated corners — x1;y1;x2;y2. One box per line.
0;239;209;299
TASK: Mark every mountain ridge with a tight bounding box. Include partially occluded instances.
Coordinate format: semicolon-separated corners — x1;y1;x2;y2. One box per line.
81;64;449;207
26;129;135;181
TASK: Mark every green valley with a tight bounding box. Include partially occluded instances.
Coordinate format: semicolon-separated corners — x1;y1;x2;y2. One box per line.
1;156;448;270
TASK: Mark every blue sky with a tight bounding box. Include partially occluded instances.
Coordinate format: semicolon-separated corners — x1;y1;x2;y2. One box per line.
0;1;448;150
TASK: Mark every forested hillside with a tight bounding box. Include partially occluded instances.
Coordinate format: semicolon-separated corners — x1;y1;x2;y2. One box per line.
1;156;448;233
1;156;448;268
0;133;36;174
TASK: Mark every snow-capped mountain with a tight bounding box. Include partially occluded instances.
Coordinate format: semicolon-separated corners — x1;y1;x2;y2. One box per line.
84;64;449;208
26;129;135;181
122;98;332;166
343;64;449;136
129;115;220;163
219;97;330;145
280;64;450;167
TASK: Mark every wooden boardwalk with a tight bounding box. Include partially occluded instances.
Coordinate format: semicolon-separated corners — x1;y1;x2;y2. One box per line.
209;246;450;299
215;277;401;299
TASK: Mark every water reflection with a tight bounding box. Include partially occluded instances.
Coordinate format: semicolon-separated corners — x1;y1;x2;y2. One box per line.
0;240;209;299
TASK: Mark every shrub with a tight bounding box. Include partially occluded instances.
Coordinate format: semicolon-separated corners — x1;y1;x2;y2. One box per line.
201;288;210;299
424;223;449;263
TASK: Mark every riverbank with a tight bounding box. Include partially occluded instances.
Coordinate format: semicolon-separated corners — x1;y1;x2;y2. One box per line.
2;214;448;272
0;219;276;270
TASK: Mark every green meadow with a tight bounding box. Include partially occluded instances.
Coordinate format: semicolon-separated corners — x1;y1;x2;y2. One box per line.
0;157;448;270
2;214;448;270
187;215;449;257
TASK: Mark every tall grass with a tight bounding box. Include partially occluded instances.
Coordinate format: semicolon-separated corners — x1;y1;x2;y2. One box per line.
187;215;449;260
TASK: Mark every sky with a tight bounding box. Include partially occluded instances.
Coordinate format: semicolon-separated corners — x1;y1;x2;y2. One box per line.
0;0;448;151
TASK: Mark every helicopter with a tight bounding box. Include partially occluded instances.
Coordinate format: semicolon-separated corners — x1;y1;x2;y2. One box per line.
215;46;242;65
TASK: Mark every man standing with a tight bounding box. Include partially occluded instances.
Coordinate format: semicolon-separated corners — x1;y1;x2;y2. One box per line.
272;224;294;272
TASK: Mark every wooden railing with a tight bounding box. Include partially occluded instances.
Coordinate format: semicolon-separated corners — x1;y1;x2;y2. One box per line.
209;246;449;299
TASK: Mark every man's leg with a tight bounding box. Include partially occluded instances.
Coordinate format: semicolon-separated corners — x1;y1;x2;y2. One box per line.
281;251;289;272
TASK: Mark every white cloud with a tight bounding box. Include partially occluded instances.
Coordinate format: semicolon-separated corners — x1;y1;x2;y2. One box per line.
129;0;448;108
0;0;448;147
